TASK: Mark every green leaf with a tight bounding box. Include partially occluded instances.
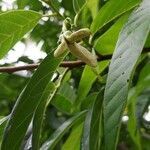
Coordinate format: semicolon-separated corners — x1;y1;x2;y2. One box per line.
87;0;99;19
32;82;56;150
40;111;87;150
91;0;140;33
73;0;86;13
94;13;130;55
62;122;83;150
127;62;150;149
76;61;109;107
81;92;98;110
81;91;104;150
145;33;150;47
0;116;8;144
0;10;42;58
52;94;73;114
127;93;142;150
1;52;66;150
32;69;68;150
103;0;150;149
17;0;30;8
51;82;76;114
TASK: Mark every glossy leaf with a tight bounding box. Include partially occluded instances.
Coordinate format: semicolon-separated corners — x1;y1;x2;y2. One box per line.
1;52;66;150
91;0;140;33
103;0;150;149
0;10;42;58
40;111;87;150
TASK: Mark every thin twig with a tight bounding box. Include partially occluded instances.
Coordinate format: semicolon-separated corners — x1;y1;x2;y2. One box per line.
0;55;111;73
0;48;149;73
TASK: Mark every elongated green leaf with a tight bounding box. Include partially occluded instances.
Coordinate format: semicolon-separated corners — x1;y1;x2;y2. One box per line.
103;1;150;149
1;52;66;150
127;62;150;149
94;13;130;55
87;0;99;19
0;116;8;144
81;91;103;150
128;94;142;150
0;10;42;58
81;92;98;110
73;0;86;13
76;61;109;107
91;0;140;33
32;82;55;150
40;111;87;150
32;69;68;150
62;122;83;150
51;94;73;114
51;82;76;114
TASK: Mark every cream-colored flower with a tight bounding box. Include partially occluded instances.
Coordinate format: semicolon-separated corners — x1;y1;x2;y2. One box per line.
54;28;97;67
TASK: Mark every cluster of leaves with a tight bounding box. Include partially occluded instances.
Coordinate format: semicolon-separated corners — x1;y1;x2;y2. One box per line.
0;0;150;150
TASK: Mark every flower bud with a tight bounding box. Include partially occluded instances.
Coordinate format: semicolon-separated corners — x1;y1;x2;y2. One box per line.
66;42;97;67
64;28;91;43
54;38;67;57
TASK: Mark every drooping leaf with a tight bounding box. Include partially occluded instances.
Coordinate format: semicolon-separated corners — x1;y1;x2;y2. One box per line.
32;82;56;150
1;52;67;150
103;0;150;149
62;122;83;150
81;91;104;150
32;69;69;150
91;0;140;33
0;10;42;58
40;111;87;150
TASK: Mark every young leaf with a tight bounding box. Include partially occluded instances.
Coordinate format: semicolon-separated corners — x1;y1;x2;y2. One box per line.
103;0;150;149
1;52;67;150
0;10;42;58
91;0;140;33
40;111;87;150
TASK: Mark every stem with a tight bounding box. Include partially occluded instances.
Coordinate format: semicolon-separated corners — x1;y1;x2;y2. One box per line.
0;48;149;73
